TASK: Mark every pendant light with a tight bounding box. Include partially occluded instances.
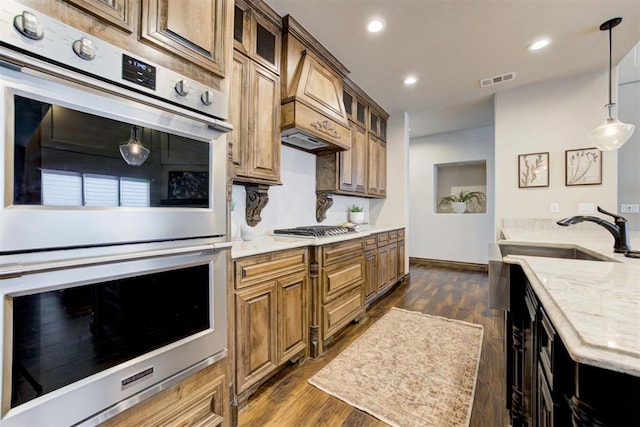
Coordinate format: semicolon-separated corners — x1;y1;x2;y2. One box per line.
587;17;635;151
119;125;150;166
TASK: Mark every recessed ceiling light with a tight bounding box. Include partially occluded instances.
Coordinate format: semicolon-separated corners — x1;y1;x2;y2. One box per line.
403;76;418;85
528;38;551;51
367;19;385;33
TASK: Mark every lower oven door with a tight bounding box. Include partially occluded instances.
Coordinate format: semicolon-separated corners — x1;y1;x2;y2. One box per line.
0;59;228;252
0;242;228;426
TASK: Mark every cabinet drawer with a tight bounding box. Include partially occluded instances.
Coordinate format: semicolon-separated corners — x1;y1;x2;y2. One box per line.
322;259;363;303
377;232;389;247
363;236;377;251
322;239;363;266
235;248;306;289
323;288;364;338
388;230;398;244
99;362;227;427
398;229;405;240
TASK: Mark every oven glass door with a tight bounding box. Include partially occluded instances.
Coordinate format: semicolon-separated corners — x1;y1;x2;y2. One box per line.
0;65;227;252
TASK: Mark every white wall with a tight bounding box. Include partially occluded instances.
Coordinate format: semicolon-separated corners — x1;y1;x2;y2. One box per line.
409;126;495;264
618;43;640;231
494;70;618;229
232;145;371;237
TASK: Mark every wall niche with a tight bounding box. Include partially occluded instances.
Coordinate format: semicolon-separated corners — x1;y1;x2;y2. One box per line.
435;160;487;214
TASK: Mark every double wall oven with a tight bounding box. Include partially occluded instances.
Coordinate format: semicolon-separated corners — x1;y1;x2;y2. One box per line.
0;1;231;425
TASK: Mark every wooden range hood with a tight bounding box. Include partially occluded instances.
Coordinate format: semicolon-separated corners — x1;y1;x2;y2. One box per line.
280;15;351;153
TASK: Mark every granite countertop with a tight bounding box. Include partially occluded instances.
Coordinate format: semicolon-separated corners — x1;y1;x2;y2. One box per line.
500;221;640;376
231;225;403;259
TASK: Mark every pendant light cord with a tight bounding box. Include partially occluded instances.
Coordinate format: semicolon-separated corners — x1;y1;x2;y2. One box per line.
607;25;613;107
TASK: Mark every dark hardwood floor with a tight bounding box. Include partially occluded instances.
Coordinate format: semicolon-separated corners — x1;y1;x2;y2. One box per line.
238;262;507;427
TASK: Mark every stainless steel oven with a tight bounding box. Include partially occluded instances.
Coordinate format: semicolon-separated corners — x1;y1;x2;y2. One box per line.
0;0;231;252
0;1;232;425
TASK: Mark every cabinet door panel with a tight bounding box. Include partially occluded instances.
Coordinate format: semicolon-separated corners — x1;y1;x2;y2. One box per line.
377;245;388;291
230;53;250;176
63;0;132;32
235;283;277;393
249;63;280;181
141;0;226;77
364;249;377;299
277;272;307;363
388;242;398;284
339;124;366;193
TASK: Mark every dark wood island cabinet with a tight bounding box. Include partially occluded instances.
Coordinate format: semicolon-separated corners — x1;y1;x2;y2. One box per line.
505;264;640;427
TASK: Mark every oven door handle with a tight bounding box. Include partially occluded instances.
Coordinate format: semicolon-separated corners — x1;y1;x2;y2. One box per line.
1;242;233;277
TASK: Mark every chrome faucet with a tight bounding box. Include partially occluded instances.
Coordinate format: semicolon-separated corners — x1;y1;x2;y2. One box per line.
556;206;630;253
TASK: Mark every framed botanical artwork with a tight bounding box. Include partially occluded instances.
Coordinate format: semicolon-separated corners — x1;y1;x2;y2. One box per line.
565;148;602;186
518;152;549;188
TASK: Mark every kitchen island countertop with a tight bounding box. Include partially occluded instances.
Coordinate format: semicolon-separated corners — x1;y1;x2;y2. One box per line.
231;225;404;259
500;222;640;376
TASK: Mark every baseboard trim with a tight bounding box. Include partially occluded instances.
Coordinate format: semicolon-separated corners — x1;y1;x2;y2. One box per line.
409;257;488;273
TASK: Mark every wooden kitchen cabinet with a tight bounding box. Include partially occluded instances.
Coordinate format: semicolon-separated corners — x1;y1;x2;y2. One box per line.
364;229;404;306
363;235;378;302
230;51;281;184
233;0;281;74
140;0;227;78
99;360;229;426
62;0;132;32
315;78;388;199
367;134;387;197
504;265;640;427
232;248;308;405
309;239;364;357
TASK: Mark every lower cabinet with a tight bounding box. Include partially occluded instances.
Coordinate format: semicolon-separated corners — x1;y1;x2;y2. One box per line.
505;265;640;427
365;229;404;305
233;248;308;405
309;238;365;357
99;360;229;426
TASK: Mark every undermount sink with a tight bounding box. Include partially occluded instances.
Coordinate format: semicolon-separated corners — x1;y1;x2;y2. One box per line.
488;243;615;312
497;243;613;262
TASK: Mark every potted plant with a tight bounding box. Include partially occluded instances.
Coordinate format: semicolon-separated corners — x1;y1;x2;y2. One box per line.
348;204;365;223
438;190;485;214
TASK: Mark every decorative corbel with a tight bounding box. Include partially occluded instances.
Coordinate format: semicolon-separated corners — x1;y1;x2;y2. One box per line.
245;184;269;226
316;193;333;222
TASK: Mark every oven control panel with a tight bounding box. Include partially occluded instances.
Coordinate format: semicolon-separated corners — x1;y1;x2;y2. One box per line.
0;0;228;120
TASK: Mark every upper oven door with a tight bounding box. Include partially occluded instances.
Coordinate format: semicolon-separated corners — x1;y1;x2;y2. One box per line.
0;63;228;253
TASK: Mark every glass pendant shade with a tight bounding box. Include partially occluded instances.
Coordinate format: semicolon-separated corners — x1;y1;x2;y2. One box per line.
588;113;635;151
119;126;150;166
588;17;635;151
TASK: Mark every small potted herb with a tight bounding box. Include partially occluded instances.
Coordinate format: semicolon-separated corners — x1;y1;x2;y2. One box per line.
438;190;485;214
348;204;365;224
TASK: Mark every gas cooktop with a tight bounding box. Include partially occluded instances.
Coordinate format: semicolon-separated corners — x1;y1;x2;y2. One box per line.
273;225;357;238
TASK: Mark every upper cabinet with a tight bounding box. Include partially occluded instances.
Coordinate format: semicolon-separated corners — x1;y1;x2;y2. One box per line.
233;0;281;74
316;78;389;202
62;0;133;32
230;0;282;186
140;0;228;78
280;15;351;153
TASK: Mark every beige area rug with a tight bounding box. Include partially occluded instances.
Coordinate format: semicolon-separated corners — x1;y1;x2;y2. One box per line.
308;307;483;427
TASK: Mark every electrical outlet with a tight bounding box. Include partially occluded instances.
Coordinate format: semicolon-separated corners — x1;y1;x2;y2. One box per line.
578;203;594;214
550;202;559;213
621;204;640;213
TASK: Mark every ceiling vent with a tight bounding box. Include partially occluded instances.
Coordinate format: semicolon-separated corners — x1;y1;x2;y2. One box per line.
480;72;516;88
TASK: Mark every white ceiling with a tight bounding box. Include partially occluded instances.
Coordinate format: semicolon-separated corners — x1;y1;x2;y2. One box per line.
267;0;640;138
